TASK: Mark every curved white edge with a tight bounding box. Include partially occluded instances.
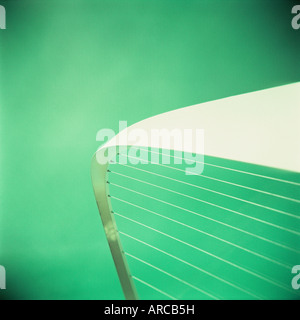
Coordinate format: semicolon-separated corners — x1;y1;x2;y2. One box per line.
98;83;300;173
91;82;300;299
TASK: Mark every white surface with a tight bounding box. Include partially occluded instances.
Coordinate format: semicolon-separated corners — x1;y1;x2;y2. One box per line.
99;83;300;172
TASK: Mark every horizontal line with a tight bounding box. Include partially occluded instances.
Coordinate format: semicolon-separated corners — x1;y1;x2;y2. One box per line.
120;231;262;299
126;252;219;300
132;276;177;300
115;153;300;203
115;212;295;294
116;163;299;219
157;163;300;203
128;146;300;186
110;183;300;254
112;196;291;269
110;172;300;236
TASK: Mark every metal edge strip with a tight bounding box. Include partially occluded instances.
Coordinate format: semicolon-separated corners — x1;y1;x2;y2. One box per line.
91;148;138;300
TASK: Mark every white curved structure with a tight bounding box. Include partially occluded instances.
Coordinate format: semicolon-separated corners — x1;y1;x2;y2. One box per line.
100;82;300;172
91;82;300;299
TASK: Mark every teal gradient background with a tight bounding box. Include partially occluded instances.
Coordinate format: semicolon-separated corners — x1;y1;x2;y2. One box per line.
0;0;299;299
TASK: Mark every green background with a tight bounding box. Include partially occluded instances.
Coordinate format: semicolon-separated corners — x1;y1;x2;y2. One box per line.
0;0;299;299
